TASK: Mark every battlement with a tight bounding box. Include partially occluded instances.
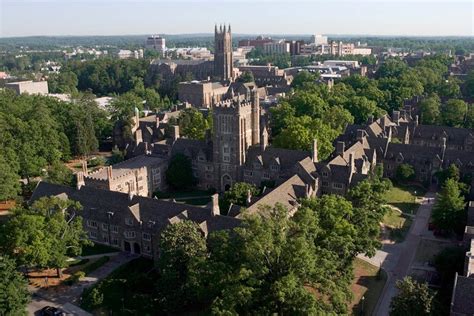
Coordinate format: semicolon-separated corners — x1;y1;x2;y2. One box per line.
84;155;163;181
214;98;253;110
215;24;231;35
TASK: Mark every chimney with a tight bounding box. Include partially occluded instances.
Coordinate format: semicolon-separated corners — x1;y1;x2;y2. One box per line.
261;127;268;152
415;115;419;126
367;115;374;124
82;160;88;175
171;125;180;141
356;129;366;143
312;139;318;162
127;181;134;201
305;183;311;198
392;110;400;124
211;194;220;216
246;189;252;206
76;171;85;190
135;129;143;146
155;116;160;129
349;153;355;174
106;166;113;180
336;141;345;155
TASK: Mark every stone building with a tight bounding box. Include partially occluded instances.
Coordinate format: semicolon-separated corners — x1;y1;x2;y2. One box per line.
31;182;240;258
6;80;49;95
178;80;228;108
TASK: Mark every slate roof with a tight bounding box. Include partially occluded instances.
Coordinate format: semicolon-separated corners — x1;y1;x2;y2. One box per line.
411;125;474;147
451;274;474;315
31;182;240;235
242;174;307;217
245;146;311;171
171;138;213;161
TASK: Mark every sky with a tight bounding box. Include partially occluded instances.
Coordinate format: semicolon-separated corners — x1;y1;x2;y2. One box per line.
1;0;473;37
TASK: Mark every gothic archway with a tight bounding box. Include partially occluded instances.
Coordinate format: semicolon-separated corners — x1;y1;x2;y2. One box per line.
123;241;131;252
133;242;141;255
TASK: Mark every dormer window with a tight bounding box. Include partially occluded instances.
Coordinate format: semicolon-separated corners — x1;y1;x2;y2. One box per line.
322;171;329;178
271;164;279;172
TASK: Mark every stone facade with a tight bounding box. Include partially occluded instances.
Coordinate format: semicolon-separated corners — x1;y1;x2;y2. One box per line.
214;24;233;81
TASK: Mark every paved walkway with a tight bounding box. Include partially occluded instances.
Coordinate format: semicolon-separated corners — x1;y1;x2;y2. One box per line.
357;191;437;316
28;252;137;315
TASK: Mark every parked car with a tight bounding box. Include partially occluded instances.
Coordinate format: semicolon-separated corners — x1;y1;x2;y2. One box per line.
40;306;65;316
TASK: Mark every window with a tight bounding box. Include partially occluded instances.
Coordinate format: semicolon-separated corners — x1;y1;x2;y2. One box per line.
112;238;119;246
87;220;98;229
198;155;205;162
244;171;253;177
322;181;329;187
223;156;230;162
271;164;279;171
332;183;343;189
102;235;109;243
102;223;108;231
89;231;98;239
110;225;119;233
137;176;143;181
144;245;151;253
263;172;270;179
143;233;151;241
205;166;213;171
138;186;144;191
322;171;329;178
124;231;136;239
125;218;134;226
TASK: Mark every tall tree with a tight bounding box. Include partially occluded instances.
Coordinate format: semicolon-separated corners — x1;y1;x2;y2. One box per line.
0;154;20;201
165;154;195;191
432;178;466;233
0;256;30;315
157;221;207;312
390;277;436;316
419;94;441;125
442;99;467;127
178;108;209;140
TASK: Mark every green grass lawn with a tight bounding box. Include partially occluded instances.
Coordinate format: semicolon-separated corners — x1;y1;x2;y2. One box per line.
82;243;119;256
384;184;425;214
350;258;387;316
81;257;159;314
382;208;412;242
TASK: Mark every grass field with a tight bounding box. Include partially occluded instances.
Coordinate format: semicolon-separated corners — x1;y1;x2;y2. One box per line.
384;184;425;214
382;208;412;242
350;258;387;316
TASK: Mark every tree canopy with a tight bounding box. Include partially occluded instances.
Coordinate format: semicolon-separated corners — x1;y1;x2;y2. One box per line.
0;256;30;315
390;277;436;316
165;154;196;191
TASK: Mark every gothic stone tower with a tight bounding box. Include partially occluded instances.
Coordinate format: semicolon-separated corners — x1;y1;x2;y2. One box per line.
214;24;233;82
212;88;260;191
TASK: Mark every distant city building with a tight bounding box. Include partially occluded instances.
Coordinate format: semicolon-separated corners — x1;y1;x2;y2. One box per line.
117;49;144;59
238;36;273;49
263;40;290;54
145;35;166;54
5;80;49;95
311;34;328;46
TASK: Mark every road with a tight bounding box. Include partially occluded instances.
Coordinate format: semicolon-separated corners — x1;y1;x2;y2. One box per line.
27;252;136;315
371;191;437;316
357;191;437;315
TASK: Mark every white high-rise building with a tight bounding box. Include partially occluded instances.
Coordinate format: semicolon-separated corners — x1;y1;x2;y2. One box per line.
311;34;328;46
145;35;166;54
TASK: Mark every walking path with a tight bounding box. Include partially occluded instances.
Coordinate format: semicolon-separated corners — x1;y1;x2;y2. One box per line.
28;252;137;315
358;191;437;316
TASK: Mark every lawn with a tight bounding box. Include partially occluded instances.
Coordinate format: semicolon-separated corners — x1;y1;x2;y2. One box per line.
82;243;119;256
350;258;387;316
81;257;160;314
382;208;412;243
384;184;425;214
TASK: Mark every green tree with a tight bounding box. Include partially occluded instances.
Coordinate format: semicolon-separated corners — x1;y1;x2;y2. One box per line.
0;154;20;201
165;154;195;190
432;178;466;233
345;96;380;124
390;277;436;316
0;256;30;315
463;70;474;99
46;162;74;186
419;94;441;125
223;182;259;207
465;104;474;129
157;221;207;312
48;71;79;94
236;71;255;83
178;108;209;140
291;71;319;90
1;197;90;276
396;164;415;183
442;99;467;127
